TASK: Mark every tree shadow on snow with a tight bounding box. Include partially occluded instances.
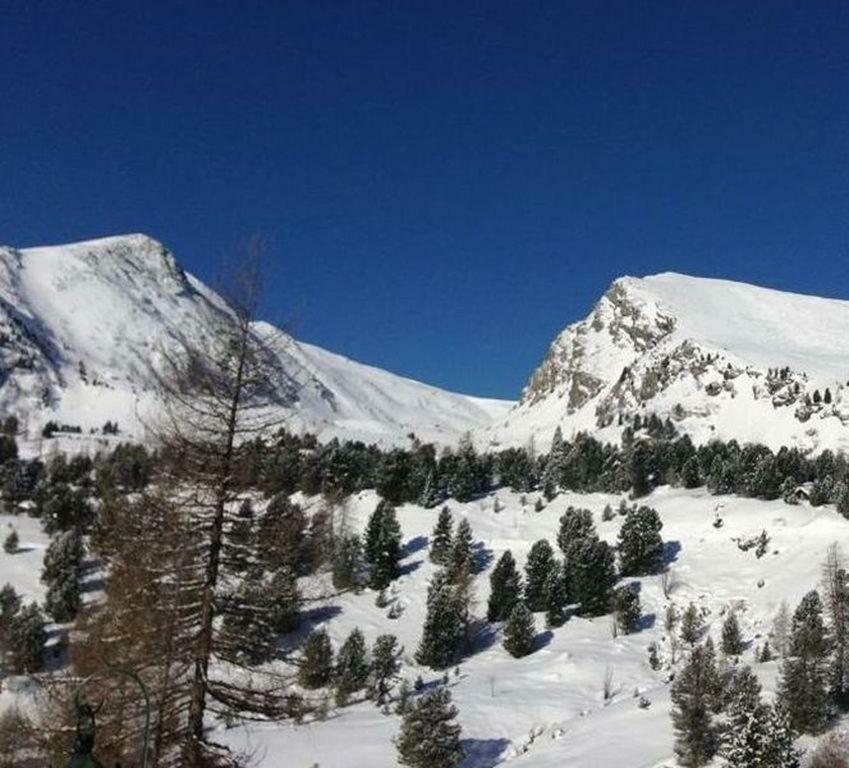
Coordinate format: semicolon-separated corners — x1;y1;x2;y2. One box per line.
473;542;494;572
533;630;554;651
663;540;682;565
470;622;500;654
638;612;656;631
460;737;512;768
277;604;344;652
398;558;423;577
403;535;428;557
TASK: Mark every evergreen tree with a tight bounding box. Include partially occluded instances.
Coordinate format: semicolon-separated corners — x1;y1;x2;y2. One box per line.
259;494;309;574
335;628;369;705
613;584;641;634
269;564;300;634
396;687;463;768
41;528;84;622
722;612;744;657
671;644;718;767
682;456;702;489
566;535;616;616
332;533;363;591
367;502;403;591
680;602;704;645
446;518;474;582
544;566;568;628
524;539;557;612
299;629;334;689
541;426;566;500
226;498;254;572
503;601;535;658
220;570;276;666
416;570;463;670
430;507;454;565
778;590;830;734
487;550;523;622
368;633;401;705
821;544;849;698
6;602;45;673
2;528;17;554
556;506;595;554
617;505;664;576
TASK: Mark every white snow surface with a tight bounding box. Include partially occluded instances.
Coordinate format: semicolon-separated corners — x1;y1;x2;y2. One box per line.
490;272;849;453
2;488;841;766
0;235;510;448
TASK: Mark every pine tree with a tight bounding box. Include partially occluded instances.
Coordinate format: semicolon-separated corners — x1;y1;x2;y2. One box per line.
396;687;464;768
259;494;309;574
220;570;276;666
680;603;704;645
487;550;523;622
556;506;595;554
335;628;369;705
566;535;616;617
299;629;334;689
430;507;454;565
779;590;830;734
7;602;45;673
368;634;401;705
772;600;791;658
524;539;557;612
503;601;535;658
671;644;718;767
617;505;664;576
542;426;566;500
446;518;474;582
762;705;802;768
269;564;300;634
722;612;744;657
416;570;463;670
682;456;701;489
367;502;403;591
332;533;363;591
544;566;567;628
613;584;641;634
2;528;17;554
226;498;254;572
41;528;84;622
821;544;849;698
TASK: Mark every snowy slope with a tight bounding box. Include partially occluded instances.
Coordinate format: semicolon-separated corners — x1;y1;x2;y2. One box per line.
0;235;511;448
489;273;849;453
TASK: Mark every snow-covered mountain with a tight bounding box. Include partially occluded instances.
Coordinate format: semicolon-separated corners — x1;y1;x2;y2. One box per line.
0;234;510;447
490;273;849;453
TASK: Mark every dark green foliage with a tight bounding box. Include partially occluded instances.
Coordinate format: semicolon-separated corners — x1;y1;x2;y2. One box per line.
778;590;830;734
221;570;277;665
299;629;334;689
42;528;84;622
721;612;744;656
269;565;300;634
556;506;595;553
365;501;403;590
3;528;17;554
396;687;463;768
544;566;568;628
416;570;464;670
487;550;523;622
446;518;474;583
6;602;46;673
226;498;254;572
566;535;616;617
368;633;401;704
524;539;557;612
680;603;704;645
617;505;664;576
671;644;718;767
259;494;309;574
335;628;369;705
613;584;641;634
332;534;363;591
38;482;92;534
503;601;535;658
430;506;454;565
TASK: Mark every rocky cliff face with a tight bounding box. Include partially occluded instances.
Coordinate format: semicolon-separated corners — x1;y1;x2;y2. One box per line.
490;273;849;453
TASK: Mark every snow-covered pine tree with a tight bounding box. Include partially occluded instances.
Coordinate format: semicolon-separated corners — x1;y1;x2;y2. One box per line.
258;493;310;575
541;426;566;500
367;502;403;591
671;643;718;767
821;543;849;698
416;569;463;670
299;629;334;689
524;539;557;611
722;611;744;657
556;506;595;554
332;533;363;591
778;589;830;734
220;569;277;666
617;505;664;576
503;601;535;658
772;600;791;658
368;633;401;705
41;527;84;622
487;550;523;622
365;499;393;564
225;497;254;572
269;564;300;634
396;687;463;768
335;628;369;705
6;602;45;674
430;506;454;565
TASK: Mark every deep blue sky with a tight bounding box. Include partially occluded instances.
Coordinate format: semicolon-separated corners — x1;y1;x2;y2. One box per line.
2;2;849;399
